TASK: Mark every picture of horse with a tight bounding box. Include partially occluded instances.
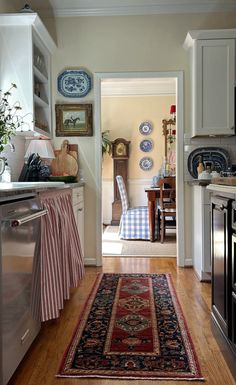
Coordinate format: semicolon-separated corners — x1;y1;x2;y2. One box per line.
56;104;93;137
63;111;86;131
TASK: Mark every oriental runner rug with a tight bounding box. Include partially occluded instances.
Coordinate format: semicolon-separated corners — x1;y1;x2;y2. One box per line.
58;273;204;380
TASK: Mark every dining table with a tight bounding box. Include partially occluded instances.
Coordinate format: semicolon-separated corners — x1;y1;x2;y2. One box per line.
145;187;169;242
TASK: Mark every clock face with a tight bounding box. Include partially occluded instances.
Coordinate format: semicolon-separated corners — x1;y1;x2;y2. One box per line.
57;70;92;97
116;143;127;156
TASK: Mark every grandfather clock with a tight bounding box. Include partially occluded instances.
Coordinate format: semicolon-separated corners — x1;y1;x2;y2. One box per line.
111;138;130;225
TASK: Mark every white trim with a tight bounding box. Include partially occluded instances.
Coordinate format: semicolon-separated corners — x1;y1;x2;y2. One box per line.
101;78;176;97
84;258;97;266
95;71;185;267
102;177;152;185
53;3;236;18
184;258;193;267
95;76;103;267
183;29;236;50
0;13;56;53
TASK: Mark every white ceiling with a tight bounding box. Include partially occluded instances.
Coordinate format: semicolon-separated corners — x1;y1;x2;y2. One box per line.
14;0;236;17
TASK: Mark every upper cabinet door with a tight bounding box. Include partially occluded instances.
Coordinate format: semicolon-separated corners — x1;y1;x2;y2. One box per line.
192;39;235;137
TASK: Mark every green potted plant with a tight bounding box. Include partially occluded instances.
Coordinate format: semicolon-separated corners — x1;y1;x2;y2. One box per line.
0;83;22;153
102;130;112;158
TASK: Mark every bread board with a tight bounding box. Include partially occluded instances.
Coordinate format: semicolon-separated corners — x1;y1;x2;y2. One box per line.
211;177;236;186
51;140;79;177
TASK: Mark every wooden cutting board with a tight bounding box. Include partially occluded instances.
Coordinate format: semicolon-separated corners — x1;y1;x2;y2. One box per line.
51;140;79;176
212;177;236;186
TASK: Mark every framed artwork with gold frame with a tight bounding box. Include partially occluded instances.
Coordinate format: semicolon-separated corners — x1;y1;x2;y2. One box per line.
55;103;93;137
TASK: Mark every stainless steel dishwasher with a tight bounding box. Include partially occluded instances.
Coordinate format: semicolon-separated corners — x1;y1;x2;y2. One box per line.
0;194;47;385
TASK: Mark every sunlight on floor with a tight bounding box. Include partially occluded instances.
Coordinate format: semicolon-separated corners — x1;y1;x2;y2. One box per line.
102;226;176;257
102;226;123;254
102;241;123;255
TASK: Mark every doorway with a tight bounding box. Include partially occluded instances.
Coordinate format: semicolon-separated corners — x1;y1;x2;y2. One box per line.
94;71;185;267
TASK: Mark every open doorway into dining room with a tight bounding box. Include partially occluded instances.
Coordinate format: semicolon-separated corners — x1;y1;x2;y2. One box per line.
94;71;185;266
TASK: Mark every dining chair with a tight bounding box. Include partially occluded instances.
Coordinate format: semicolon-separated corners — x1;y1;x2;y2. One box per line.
157;177;176;243
116;175;158;240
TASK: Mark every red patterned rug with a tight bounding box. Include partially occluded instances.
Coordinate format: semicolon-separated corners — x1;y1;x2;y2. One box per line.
58;273;204;380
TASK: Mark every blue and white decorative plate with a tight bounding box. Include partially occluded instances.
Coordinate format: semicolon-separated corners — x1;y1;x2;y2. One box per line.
139;157;153;171
140;139;153;152
139;121;153;135
57;69;92;97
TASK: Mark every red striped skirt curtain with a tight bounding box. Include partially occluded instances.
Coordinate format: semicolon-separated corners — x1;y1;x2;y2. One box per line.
39;189;84;321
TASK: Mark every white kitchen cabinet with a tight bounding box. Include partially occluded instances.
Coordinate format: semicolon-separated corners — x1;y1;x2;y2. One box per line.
72;186;84;258
184;30;236;137
192;185;211;281
0;14;56;138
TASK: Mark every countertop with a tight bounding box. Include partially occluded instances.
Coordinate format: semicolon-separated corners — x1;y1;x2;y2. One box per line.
187;179;212;186
207;184;236;196
0;181;85;202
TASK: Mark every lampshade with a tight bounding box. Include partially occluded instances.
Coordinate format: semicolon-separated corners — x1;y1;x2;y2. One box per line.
170;105;176;114
25;139;55;159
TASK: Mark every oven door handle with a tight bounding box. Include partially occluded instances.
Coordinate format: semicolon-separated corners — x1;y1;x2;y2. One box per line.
10;209;48;227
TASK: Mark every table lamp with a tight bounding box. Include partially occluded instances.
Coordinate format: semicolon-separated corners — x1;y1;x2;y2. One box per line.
19;139;55;181
24;139;55;160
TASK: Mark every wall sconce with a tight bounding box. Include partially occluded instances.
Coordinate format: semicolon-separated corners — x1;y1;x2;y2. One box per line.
170;105;176;121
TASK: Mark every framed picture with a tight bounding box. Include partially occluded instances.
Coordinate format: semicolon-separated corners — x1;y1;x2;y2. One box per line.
55;103;93;137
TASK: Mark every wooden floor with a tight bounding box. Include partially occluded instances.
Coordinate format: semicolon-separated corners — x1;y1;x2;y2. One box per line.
8;257;236;385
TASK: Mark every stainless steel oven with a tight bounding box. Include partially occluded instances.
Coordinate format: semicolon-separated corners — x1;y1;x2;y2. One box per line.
0;194;47;385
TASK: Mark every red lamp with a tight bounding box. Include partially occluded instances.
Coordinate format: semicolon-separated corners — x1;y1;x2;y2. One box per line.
170;105;176;121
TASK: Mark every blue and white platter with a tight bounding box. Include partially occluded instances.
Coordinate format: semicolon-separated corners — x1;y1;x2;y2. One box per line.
57;69;92;97
140;139;153;152
139;157;153;171
139;121;152;135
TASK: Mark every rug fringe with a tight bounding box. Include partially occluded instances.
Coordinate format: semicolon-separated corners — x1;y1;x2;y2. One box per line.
56;374;205;381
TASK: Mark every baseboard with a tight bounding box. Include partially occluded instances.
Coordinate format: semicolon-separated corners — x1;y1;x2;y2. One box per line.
103;220;112;225
84;258;97;266
184;258;193;266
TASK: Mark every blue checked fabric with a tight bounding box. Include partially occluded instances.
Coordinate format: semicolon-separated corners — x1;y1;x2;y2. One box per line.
116;175;158;240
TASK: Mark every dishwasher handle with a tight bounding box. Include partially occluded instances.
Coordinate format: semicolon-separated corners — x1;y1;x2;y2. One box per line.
11;209;48;227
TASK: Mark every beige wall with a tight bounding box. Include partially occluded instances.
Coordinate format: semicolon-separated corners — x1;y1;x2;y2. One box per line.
0;0;18;12
102;95;176;180
49;12;236;264
1;1;236;263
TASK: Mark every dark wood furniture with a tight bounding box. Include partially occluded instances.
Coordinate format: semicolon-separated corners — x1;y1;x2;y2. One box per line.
145;187;170;242
157;177;176;243
111;138;130;225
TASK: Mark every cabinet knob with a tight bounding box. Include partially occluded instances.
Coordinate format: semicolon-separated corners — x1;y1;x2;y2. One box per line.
78;208;83;212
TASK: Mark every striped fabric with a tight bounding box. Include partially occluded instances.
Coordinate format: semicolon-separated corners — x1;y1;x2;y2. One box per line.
39;189;84;322
116;175;158;240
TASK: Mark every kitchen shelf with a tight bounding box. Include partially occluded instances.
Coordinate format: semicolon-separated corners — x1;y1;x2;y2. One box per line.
34;94;49;108
33;65;48;83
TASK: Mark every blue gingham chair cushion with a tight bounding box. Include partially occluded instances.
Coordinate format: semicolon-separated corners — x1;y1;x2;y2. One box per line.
116;175;129;213
116;175;158;240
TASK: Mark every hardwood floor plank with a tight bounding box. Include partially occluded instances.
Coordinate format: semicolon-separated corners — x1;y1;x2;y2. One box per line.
8;257;235;385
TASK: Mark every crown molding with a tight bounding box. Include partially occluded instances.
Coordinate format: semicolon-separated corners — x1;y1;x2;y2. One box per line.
51;2;236;18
